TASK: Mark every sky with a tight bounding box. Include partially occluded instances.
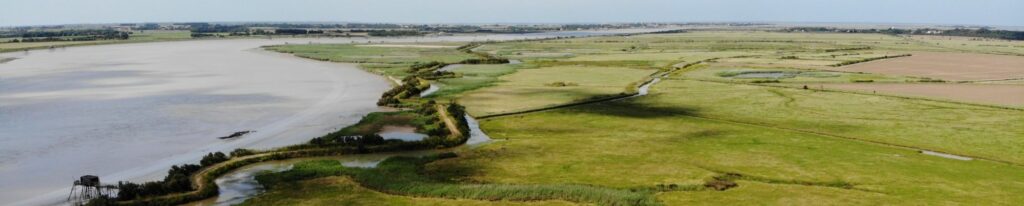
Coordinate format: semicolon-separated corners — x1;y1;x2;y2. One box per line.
2;0;1022;27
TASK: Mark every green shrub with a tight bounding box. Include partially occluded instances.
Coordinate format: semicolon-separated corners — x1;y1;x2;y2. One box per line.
750;80;781;83
230;148;256;157
831;54;911;67
199;152;228;167
545;81;580;87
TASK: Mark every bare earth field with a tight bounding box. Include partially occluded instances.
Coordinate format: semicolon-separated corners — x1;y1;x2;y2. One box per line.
834;52;1024;81
807;83;1024;107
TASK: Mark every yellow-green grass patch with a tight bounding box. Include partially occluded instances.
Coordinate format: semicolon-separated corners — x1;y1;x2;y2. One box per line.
265;44;477;65
240;176;575;206
440;87;1024;204
458;66;654;116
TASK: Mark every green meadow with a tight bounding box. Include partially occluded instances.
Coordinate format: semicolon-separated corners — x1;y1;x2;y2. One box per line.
265;44;476;78
250;31;1024;205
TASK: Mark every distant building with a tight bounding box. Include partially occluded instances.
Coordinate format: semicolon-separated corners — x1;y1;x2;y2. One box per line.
110;26;133;32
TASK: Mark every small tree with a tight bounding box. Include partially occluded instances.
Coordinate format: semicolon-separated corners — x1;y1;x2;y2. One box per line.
200;152;229;167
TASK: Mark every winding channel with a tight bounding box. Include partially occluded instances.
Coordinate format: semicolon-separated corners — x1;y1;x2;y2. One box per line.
188;115;492;206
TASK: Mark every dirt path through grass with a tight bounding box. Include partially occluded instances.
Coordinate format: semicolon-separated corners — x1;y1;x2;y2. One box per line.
436;104;463;137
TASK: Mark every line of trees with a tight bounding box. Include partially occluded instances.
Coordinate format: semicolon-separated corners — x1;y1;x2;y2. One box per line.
2;29;131;42
114;152;232;201
5;29;127;38
377;76;431;106
367;30;422;36
180;23;248;33
830;54;912;67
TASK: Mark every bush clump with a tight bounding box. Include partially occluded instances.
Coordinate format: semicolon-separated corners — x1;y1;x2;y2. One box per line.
229;148;256;157
200;152;229;167
545;81;579;87
750;80;781;83
113;163;203;201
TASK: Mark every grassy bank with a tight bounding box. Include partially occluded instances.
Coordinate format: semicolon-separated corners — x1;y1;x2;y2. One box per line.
264;44;476;78
252;155;662;206
241;176;576;206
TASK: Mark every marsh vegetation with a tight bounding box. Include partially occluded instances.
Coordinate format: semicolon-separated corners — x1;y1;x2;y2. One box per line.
69;29;1024;205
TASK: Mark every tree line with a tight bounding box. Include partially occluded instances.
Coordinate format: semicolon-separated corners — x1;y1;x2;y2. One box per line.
3;29;130;43
113;152;232;201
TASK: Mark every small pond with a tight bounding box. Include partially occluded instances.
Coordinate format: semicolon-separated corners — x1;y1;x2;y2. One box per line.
419;83;440;97
732;71;795;79
377;125;429;141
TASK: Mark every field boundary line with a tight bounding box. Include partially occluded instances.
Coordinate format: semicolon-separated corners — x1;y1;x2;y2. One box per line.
476;93;637;119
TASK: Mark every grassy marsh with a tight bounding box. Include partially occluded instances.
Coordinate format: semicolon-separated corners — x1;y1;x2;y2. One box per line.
246;30;1024;205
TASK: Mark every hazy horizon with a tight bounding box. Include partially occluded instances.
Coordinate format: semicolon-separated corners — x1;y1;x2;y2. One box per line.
2;0;1022;27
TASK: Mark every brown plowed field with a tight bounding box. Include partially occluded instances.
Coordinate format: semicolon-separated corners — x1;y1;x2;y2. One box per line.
811;83;1024;106
835;52;1024;81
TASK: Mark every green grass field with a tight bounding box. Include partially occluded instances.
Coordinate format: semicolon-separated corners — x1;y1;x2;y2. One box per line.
249;31;1024;205
252;155;660;206
240;176;576;206
430;64;519;99
643;79;1024;163
458;65;654;116
460;98;1024;205
265;44;473;64
265;44;477;78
